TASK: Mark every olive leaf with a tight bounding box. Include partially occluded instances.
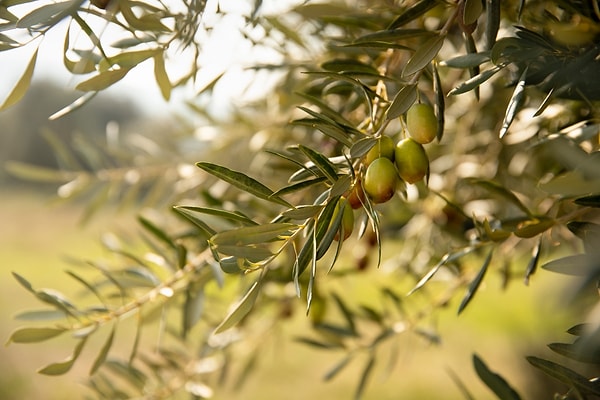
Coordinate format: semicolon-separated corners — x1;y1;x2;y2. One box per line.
196;162;292;207
386;83;417;120
0;46;38;110
403;34;445;77
526;356;600;396
213;279;262;334
458;249;493;315
473;354;522;400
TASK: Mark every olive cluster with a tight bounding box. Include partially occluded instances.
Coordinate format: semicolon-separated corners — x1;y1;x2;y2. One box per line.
351;102;437;205
333;102;437;243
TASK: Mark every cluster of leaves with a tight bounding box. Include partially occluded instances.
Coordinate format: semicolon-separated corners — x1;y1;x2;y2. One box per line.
0;0;207;114
4;0;600;399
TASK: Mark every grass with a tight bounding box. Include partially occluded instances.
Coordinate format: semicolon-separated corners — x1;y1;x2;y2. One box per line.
0;187;583;399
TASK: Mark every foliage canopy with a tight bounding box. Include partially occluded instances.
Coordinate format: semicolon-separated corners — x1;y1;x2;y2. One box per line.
2;0;600;398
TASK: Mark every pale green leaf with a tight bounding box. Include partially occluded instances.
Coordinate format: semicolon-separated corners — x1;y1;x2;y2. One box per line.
14;309;66;321
6;326;66;344
214;245;273;261
214;280;262;333
0;46;37;110
282;205;324;220
63;28;96;75
49;92;98;120
154;51;171;100
4;161;71;183
75;68;130;92
38;337;87;375
90;324;116;375
211;223;296;246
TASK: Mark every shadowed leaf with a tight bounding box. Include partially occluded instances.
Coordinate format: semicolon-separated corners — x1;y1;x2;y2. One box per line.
458;249;493;315
473;354;522;400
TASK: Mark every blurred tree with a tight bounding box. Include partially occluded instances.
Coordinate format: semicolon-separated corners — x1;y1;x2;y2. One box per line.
0;80;140;183
2;0;600;399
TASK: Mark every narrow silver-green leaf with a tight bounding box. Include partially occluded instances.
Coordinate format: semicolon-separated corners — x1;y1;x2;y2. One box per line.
541;254;599;276
175;205;257;226
524;237;542;285
272;177;328;197
49;91;98;120
196;162;292;207
214;280;262;334
350;137;377;159
16;0;77;28
90;324;116;375
403;35;445;77
500;67;527;138
458;250;493;315
355;353;376;400
464;178;531;216
213;245;273;262
526;356;600;396
441;52;491;68
6;326;66;344
448;65;503;96
324;354;354;381
38;337;87;376
386;84;417;120
432;61;445;141
0;46;37;110
211;223;296;246
387;0;437;29
485;0;501;50
298;145;339;183
408;245;479;295
14;309;66;321
282;205;324;220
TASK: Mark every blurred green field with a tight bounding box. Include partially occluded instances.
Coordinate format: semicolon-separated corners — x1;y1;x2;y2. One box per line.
0;188;581;399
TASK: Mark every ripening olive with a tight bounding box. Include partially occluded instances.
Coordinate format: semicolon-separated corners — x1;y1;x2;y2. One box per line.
347;180;366;209
395;138;429;184
406;103;438;144
331;197;354;241
364;135;395;165
363;157;398;203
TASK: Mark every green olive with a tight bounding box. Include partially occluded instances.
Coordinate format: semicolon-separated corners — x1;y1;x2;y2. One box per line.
395;138;429;184
364;135;395;165
406;103;437;144
331;197;354;241
363;157;398;203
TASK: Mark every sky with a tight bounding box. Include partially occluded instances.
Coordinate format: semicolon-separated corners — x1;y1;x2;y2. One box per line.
0;0;294;118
